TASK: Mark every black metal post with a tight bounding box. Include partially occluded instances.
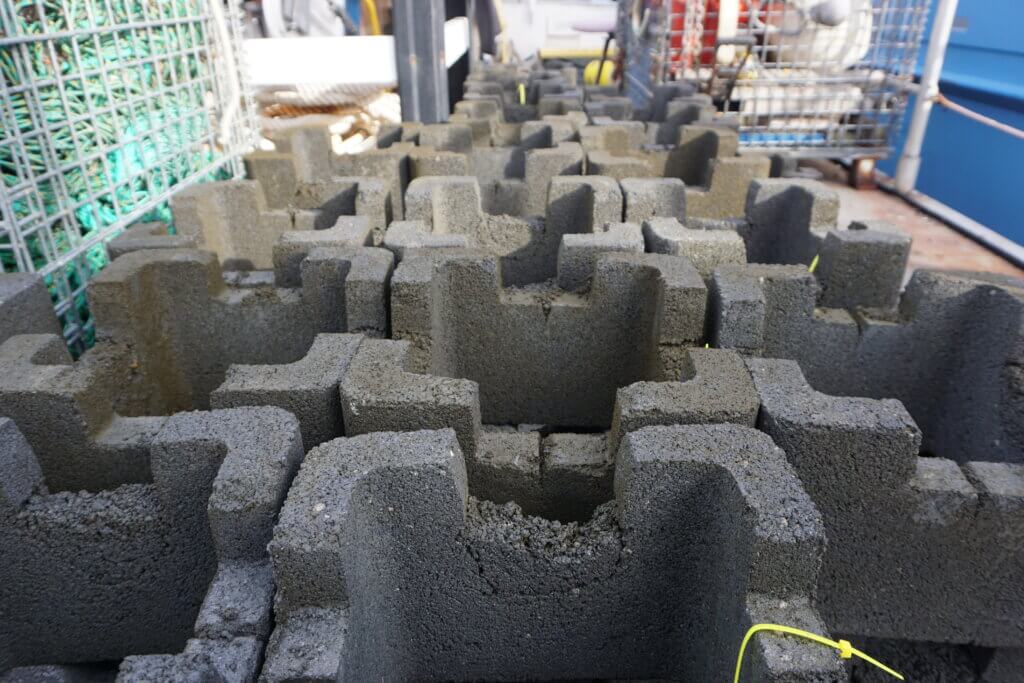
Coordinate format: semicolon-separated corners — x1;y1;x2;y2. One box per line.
393;0;449;123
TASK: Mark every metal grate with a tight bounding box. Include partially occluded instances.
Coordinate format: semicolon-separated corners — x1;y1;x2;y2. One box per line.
0;0;255;353
662;0;930;157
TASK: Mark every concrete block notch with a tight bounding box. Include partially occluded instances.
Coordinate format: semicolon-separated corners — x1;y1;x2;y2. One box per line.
262;426;841;681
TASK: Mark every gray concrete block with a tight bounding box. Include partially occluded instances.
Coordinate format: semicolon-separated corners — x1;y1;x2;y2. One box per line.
382;220;470;261
687;155;771;219
749;357;1024;646
108;221;198;260
419;123;473;152
742;178;839;264
300;247;393;336
643;217;747;276
610;348;759;454
621;177;686;223
585;150;652;179
261;425;835;681
212;334;364;448
524;143;584;215
117;652;224;683
0;273;61;345
339;339;482;458
817;224;911;310
0;417;43;510
272;216;374;287
556;222;644;292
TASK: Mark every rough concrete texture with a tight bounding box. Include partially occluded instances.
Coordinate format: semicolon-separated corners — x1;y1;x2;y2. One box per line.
107;221;199;260
398;174;628;286
3;64;1023;679
644;216;747;277
212;333;363;448
556;221;644;291
1;407;301;676
171;174;389;269
0;274;61;346
263;426;840;681
749;358;1024;648
391;250;706;426
816;220;911;310
711;266;1024;464
255;108;766;227
85;244;390;412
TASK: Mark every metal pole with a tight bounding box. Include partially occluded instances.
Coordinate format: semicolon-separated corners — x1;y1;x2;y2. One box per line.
894;0;959;194
393;0;449;123
468;0;481;71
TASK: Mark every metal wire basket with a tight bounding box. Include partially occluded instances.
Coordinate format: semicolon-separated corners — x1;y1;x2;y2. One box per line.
660;0;930;157
0;0;255;353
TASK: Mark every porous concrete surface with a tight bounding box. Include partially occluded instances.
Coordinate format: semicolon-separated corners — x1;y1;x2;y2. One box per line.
263;426;839;681
750;357;1024;647
0;274;60;346
107;221;199;260
3;72;1023;680
644;216;747;276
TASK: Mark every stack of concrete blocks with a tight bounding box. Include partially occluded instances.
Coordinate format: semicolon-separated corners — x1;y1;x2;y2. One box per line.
1;405;303;682
261;425;843;681
85;241;390;415
245;124;392;242
389;175;621;286
3;60;1024;678
746;358;1024;674
166;174;387;270
584;124;770;220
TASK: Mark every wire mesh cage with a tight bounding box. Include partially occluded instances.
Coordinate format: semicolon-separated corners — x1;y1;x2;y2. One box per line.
660;0;930;157
0;0;255;353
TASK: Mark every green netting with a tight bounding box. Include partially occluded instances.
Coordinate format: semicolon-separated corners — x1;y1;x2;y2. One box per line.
0;0;233;351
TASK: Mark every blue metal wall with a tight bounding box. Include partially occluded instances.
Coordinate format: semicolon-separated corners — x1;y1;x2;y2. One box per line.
879;0;1024;245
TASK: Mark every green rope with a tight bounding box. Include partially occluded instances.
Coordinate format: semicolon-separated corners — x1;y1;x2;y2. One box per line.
1;0;230;350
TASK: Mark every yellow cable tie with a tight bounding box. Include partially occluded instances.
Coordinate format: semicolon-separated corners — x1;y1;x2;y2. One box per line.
733;623;903;683
517;83;526;105
808;254;820;273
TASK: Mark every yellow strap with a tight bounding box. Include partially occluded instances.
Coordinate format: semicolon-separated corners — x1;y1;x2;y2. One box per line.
733;623;904;683
808;254;820;273
517;83;526;105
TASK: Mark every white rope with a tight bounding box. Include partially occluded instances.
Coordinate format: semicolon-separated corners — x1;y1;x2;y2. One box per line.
935;92;1024;142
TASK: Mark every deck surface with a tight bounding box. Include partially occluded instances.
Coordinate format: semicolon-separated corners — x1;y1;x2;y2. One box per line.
814;163;1024;279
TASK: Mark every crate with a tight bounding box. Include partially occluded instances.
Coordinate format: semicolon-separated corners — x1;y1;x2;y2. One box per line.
662;0;931;157
0;0;255;353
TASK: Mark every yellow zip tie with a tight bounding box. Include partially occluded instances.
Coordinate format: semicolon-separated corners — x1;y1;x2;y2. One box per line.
733;623;904;683
517;83;526;105
808;254;820;273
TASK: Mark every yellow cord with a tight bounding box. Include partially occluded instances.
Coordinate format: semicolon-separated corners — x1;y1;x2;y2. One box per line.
361;0;381;35
808;254;820;273
733;623;904;683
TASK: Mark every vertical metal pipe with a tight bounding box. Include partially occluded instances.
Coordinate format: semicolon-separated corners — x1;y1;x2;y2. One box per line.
393;0;449;123
894;0;960;193
468;0;481;71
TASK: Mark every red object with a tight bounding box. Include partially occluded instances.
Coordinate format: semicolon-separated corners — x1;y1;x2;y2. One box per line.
668;0;784;73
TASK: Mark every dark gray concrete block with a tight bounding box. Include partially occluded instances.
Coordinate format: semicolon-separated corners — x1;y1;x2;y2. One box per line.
263;426;838;681
0;274;60;346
